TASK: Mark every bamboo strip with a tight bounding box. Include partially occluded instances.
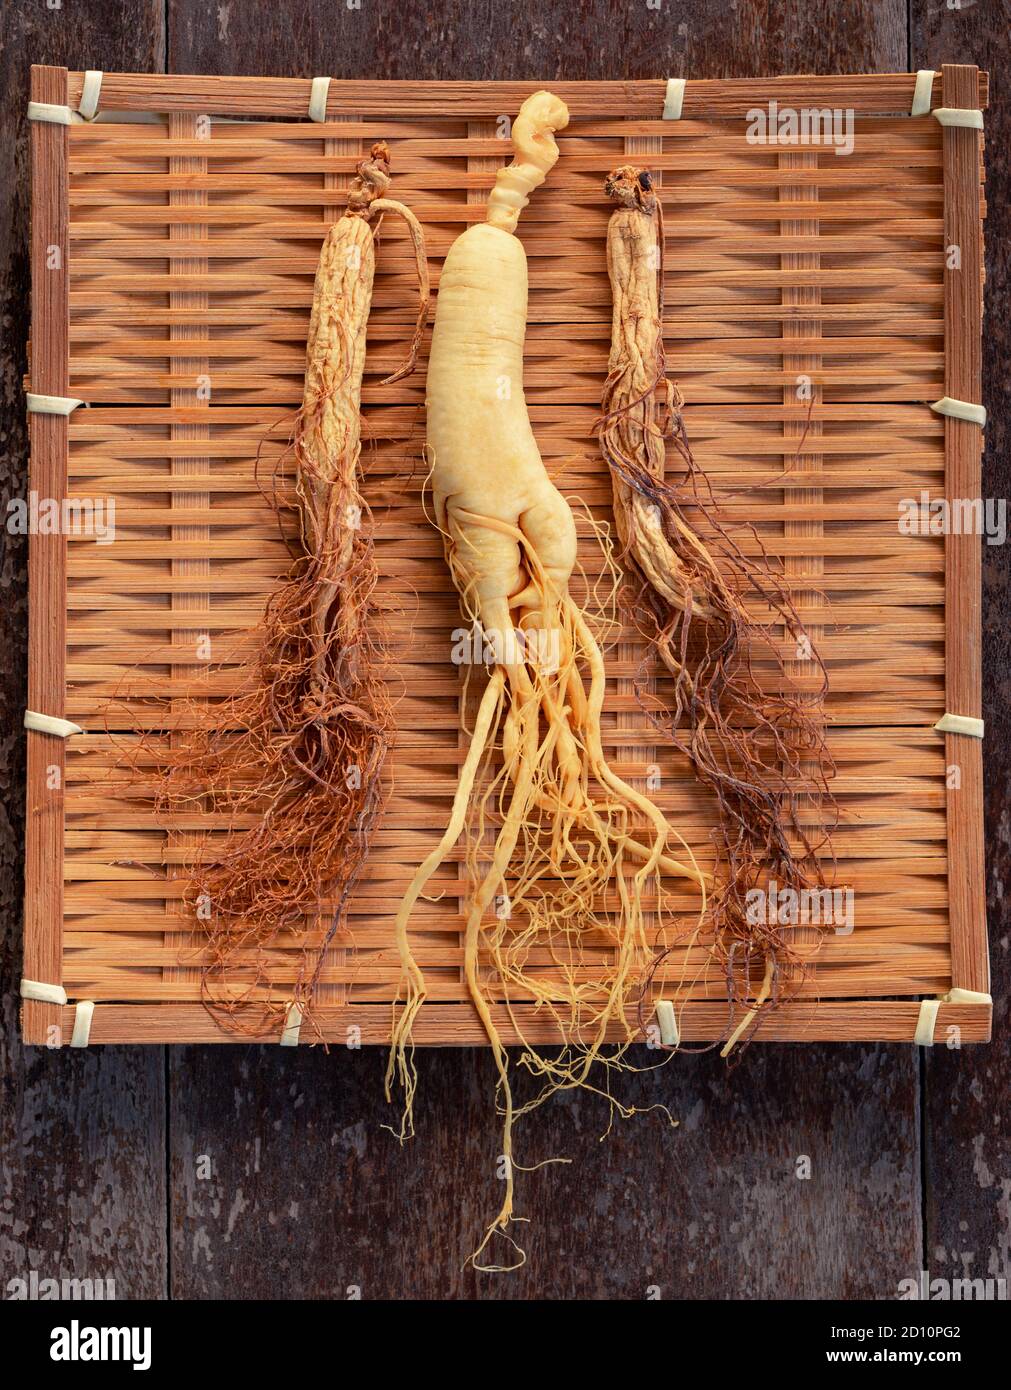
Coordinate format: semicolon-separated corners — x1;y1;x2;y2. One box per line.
64;72;988;118
939;66;988;999
68;119;949;147
779;145;824;984
165;111;210;1000
53;999;991;1045
23;66;69;1047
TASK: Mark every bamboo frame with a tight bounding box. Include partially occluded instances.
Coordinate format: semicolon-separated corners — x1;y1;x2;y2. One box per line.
24;66;69;1047
54;999;991;1046
22;66;990;1047
63;71;988;118
939;65;988;1001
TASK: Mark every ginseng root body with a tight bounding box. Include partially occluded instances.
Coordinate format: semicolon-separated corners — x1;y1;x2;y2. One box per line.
154;144;428;1037
387;98;706;1270
600;164;836;1048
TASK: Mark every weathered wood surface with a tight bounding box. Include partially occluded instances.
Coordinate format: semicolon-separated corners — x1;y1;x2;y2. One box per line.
0;0;167;1300
1;0;1003;1302
171;1042;921;1299
913;1;1011;1303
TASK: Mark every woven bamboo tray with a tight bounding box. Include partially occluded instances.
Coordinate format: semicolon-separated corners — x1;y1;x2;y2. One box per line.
23;66;990;1047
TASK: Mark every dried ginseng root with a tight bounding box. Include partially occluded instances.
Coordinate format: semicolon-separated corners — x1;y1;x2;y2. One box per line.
599;165;835;1049
154;142;428;1037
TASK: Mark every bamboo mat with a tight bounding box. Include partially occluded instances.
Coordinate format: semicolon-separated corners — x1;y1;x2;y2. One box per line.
23;67;990;1046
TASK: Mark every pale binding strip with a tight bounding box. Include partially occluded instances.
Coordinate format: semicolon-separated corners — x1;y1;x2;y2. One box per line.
26;393;85;416
28;101;160;126
28;101;76;125
910;70;936;117
308;76;332;123
78;70;102;121
655;999;679;1047
934;712;984;739
930;396;986;428
280;1002;303;1047
70;1001;95;1048
94;111;164;125
20;979;68;1006
24;711;84;739
914;988;991;1046
933;107;984;130
662;78;686;121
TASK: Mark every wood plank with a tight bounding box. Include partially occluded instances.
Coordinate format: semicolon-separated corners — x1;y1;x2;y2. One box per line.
939;64;988;997
63;71;989;118
61;997;989;1044
22;66;69;1046
913;1;1010;1305
165;1036;922;1298
1;2;166;1304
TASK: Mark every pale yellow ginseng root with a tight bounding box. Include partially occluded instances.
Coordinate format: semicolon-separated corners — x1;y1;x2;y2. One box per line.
385;95;708;1270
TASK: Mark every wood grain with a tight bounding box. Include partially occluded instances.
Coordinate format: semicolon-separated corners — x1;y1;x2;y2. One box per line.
64;69;988;118
22;65;69;1048
63;998;993;1045
0;0;167;1300
913;0;1011;1306
168;1036;920;1299
939;64;988;1000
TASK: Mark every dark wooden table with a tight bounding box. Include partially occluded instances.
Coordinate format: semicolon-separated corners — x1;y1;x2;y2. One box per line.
1;0;1007;1301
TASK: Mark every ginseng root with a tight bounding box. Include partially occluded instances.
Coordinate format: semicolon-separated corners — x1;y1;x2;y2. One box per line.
385;97;708;1270
599;165;835;1047
153;143;428;1037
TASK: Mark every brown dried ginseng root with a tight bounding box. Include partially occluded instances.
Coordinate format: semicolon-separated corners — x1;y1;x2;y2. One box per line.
598;165;836;1050
153;142;428;1037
